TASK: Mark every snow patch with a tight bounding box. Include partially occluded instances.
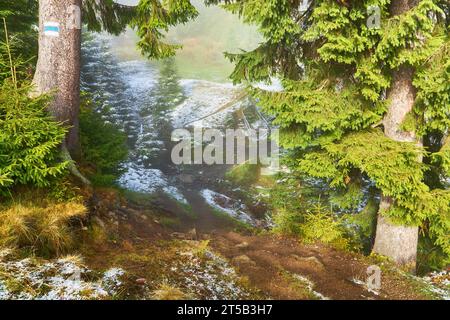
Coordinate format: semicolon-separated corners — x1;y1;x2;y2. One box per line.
118;162;187;204
0;251;126;300
422;270;450;300
291;274;329;300
177;249;250;300
200;189;256;226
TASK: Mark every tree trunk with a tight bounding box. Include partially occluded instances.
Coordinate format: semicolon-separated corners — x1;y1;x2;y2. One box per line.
33;0;82;157
372;0;420;272
373;197;419;270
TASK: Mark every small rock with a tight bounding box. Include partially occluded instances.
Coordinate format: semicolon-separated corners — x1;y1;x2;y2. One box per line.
136;278;147;285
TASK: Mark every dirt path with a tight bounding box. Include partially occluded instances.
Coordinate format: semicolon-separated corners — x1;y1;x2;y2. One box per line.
83;191;432;300
209;231;427;300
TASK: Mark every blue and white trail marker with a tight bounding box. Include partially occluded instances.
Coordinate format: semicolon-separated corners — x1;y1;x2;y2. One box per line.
44;22;60;37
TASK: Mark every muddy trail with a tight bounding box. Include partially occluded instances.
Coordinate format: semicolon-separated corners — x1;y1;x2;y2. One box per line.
81;190;433;300
211;232;424;300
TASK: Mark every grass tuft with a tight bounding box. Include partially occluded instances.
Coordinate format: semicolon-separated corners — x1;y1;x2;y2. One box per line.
0;197;86;256
151;281;189;300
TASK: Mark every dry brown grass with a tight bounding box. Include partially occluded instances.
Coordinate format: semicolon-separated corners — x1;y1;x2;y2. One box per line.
0;199;86;256
151;282;189;300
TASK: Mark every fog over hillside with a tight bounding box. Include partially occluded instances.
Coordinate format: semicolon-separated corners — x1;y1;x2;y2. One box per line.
110;0;262;81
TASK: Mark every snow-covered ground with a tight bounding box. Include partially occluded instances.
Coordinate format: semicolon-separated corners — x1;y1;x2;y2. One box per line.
0;250;125;300
421;270;450;300
118;162;188;204
200;189;256;226
175;249;252;300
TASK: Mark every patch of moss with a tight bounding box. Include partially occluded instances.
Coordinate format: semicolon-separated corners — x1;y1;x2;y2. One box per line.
209;207;255;234
121;190;157;207
280;270;321;300
225;163;260;187
159;216;181;229
174;200;197;220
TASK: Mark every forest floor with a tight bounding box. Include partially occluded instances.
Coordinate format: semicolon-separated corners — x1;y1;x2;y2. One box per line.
1;186;445;300
75;188;445;300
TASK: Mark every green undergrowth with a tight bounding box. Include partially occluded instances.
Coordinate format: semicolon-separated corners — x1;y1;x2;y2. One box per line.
225;163;261;187
158;216;182;229
0;83;69;194
272;203;358;251
417;236;450;275
120;190;158;207
79;93;128;187
173;199;196;220
0;20;70;194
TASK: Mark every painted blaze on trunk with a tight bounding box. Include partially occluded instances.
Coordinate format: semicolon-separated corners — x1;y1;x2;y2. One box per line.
373;0;421;272
33;0;82;156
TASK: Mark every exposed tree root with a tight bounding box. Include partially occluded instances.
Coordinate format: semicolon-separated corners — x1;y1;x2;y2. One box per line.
61;145;91;186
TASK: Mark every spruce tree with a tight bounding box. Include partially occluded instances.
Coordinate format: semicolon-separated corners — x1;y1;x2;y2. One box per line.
211;0;450;270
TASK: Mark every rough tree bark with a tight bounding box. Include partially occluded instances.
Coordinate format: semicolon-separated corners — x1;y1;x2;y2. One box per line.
33;0;82;157
373;0;420;271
